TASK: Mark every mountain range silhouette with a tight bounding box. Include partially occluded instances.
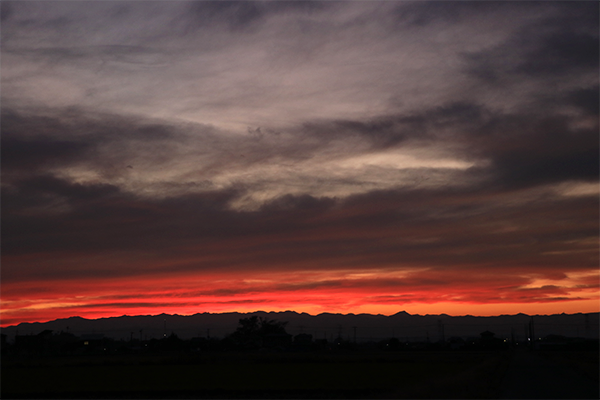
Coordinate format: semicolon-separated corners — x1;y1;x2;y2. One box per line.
3;311;598;343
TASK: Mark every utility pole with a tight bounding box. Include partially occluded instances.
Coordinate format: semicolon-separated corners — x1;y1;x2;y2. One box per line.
511;328;515;345
528;317;535;350
584;314;590;338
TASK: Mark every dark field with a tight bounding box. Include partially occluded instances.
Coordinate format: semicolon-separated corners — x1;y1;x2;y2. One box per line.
4;349;599;399
3;350;512;399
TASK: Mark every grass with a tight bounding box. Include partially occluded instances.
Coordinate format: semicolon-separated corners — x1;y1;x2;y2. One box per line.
536;350;600;383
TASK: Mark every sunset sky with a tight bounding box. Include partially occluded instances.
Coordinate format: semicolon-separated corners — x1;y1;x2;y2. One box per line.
2;1;599;327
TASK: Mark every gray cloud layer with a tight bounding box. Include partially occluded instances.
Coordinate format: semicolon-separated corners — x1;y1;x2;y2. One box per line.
2;2;598;292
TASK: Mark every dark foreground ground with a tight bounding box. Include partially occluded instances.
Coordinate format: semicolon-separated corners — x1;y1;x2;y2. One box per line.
2;349;598;399
499;349;599;399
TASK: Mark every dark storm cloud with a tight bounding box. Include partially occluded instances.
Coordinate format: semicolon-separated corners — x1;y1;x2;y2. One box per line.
463;2;599;83
304;117;417;150
1;107;200;178
1;109;93;172
393;0;508;27
318;106;592;185
2;104;428;203
2;90;597;276
5;174;120;208
304;96;597;189
2;135;90;173
186;1;271;31
515;31;599;77
395;0;598;25
471;113;598;189
296;101;489;152
0;1;14;22
3;173;597;281
4;44;170;70
564;85;600;116
185;0;328;32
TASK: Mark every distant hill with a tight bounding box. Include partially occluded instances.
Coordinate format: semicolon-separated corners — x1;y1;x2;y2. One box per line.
2;311;598;343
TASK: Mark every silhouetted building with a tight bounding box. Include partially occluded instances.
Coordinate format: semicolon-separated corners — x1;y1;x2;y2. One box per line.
447;336;465;350
14;330;53;355
293;333;313;345
1;333;8;355
79;333;108;353
263;333;292;349
479;330;505;350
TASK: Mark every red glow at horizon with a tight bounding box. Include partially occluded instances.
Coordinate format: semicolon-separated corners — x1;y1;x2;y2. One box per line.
2;268;598;327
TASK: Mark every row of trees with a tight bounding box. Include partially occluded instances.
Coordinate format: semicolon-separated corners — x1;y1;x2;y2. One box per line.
4;317;299;356
227;316;290;349
7;316;595;356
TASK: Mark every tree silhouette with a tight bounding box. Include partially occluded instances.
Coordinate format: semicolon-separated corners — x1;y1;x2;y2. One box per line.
229;316;288;349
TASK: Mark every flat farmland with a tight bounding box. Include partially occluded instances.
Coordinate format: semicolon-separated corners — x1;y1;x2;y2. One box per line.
2;351;510;398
